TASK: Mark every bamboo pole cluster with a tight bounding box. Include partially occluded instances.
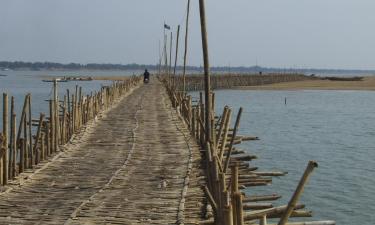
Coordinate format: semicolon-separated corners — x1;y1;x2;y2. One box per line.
173;73;314;91
0;76;141;185
161;78;334;225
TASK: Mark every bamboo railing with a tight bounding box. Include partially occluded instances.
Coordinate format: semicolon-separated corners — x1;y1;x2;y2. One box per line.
161;75;335;225
0;76;141;185
173;73;315;91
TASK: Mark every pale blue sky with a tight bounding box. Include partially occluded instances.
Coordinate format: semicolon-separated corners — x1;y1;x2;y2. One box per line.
1;0;375;69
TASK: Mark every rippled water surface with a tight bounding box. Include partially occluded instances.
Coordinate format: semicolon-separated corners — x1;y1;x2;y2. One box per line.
204;89;375;225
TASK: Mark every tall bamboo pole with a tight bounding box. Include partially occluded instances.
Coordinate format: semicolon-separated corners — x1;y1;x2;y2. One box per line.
9;97;15;178
53;79;58;151
182;0;191;95
198;0;212;144
173;25;180;89
2;93;8;184
169;31;173;88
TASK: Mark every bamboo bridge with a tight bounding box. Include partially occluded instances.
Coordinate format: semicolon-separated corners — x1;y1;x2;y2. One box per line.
0;76;335;225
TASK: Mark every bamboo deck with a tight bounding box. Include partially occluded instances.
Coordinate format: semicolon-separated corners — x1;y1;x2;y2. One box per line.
0;79;206;224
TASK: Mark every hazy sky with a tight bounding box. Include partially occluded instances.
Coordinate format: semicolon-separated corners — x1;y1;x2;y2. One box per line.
1;0;375;69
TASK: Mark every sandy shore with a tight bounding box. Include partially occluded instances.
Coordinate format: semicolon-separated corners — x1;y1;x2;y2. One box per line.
233;76;375;91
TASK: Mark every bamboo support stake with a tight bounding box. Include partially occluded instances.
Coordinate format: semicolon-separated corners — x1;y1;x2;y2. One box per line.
219;108;231;160
49;100;55;153
224;107;243;173
169;32;173;88
2;93;8;184
8;97;14;178
62;96;66;144
216;107;227;145
19;138;24;173
260;215;267;225
182;0;191;94
33;114;44;165
173;25;180;89
41;133;45;161
16;94;29;142
28;95;32;165
23;111;28;168
11;113;16;178
278;161;318;225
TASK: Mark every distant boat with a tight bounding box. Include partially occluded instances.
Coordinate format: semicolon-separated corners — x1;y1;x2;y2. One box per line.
42;78;68;82
0;74;7;77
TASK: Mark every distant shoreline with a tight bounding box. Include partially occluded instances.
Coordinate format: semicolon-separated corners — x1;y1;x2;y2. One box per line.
2;61;375;76
232;76;375;91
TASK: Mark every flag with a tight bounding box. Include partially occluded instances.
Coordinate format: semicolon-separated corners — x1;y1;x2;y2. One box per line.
164;23;171;30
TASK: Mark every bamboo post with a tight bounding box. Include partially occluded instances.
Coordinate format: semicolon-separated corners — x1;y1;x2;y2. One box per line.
199;0;212;145
219;108;232;160
41;133;45;161
173;25;180;89
33;114;44;165
260;215;267;225
2;93;8;184
49;100;54;153
23;111;28;168
11;113;16;178
182;0;191;94
28;95;32;165
62;95;66;144
235;192;244;225
19;138;24;173
16;94;29;143
224;107;243;173
169;31;173;88
46;122;51;156
216;107;227;145
67;89;71;137
278;161;318;225
8;97;14;179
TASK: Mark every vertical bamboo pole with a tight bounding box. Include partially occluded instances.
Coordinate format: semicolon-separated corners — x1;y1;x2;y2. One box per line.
53;79;58;151
49;100;54;153
23;111;28;169
28;95;33;166
2;93;8;184
67;89;71;137
62;95;66;144
169;32;173;88
198;0;212;145
11;113;16;178
8;97;14;179
19;138;24;173
33;114;44;165
182;0;191;94
173;25;180;89
41;133;45;161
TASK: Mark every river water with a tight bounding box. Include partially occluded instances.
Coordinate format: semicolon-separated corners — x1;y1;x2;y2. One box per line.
0;70;137;121
209;89;375;225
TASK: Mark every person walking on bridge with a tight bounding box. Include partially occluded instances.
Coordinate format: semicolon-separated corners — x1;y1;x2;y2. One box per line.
143;69;150;83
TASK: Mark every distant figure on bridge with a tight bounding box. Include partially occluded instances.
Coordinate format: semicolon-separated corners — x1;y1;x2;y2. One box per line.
143;69;150;83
